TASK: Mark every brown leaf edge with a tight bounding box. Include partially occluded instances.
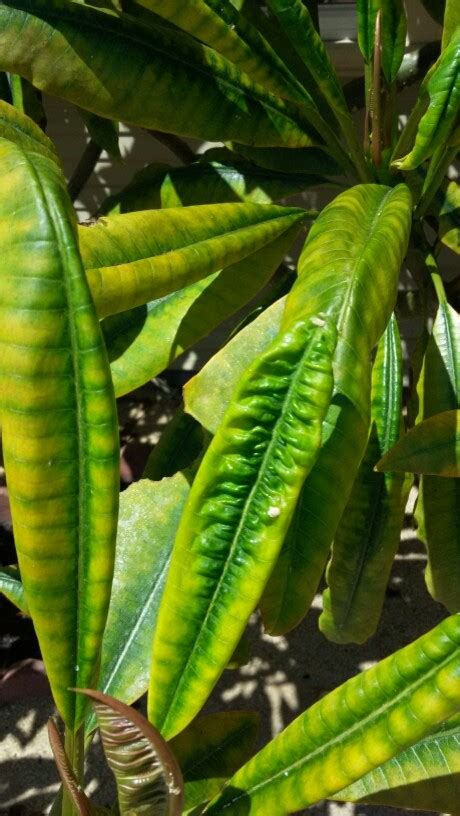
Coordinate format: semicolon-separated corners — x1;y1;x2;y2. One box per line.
47;717;93;816
74;688;184;816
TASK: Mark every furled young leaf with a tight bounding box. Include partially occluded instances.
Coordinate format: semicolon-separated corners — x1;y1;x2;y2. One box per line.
393;29;460;170
79;203;307;319
185;298;285;434
132;0;308;103
100;157;325;215
169;711;259;812
377;410;460;475
90;476;189;729
335;712;460;811
0;0;319;148
0;99;59;162
415;301;460;612
357;1;407;83
103;224;302;397
0;138;119;729
0;565;28;614
149;316;337;739
443;0;460;50
206;614;460;815
320;316;409;644
79;689;184;816
47;718;93;816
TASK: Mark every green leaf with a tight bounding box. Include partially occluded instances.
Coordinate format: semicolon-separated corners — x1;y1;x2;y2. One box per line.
266;0;353;129
230;144;342;176
443;0;460;50
415;302;460;612
393;29;460;170
260;185;411;635
260;397;369;635
78;110;121;159
206;614;460;814
87;476;189;733
0;565;29;614
335;713;460;811
357;0;379;64
143;410;205;481
169;711;259;812
319;316;409;644
377;410;460;475
432;179;460;255
149;316;337;739
357;1;407;83
0;0;319;148
103;223;302;397
79;203;306;319
185;298;285;434
79;689;184;816
0;98;59;162
283;184;412;420
0;138;119;729
131;0;308;104
100;157;325;215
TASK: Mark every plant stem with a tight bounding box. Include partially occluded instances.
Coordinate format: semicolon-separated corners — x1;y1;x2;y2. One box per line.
145;128;196;164
415;145;458;219
371;10;382;167
68;140;102;203
62;726;85;816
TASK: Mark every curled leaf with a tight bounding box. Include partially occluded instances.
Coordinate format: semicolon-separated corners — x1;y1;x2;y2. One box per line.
78;689;184;815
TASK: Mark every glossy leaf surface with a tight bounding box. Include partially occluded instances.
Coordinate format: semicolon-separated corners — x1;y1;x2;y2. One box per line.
320;316;408;644
170;711;259;812
132;0;306;103
0;0;318;148
149;316;337;738
443;0;460;50
80;689;184;816
90;476;189;731
260;397;369;635
79;203;306;319
415;302;460;611
283;184;411;418
185;298;285;434
266;0;354;128
206;614;460;814
100;157;324;215
394;29;460;170
377;410;460;476
103;225;302;397
0;565;28;614
0;138;119;728
335;713;460;811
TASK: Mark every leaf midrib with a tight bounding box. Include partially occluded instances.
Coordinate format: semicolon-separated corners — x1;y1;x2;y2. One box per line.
221;635;460;807
165;322;331;728
20;150;83;725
